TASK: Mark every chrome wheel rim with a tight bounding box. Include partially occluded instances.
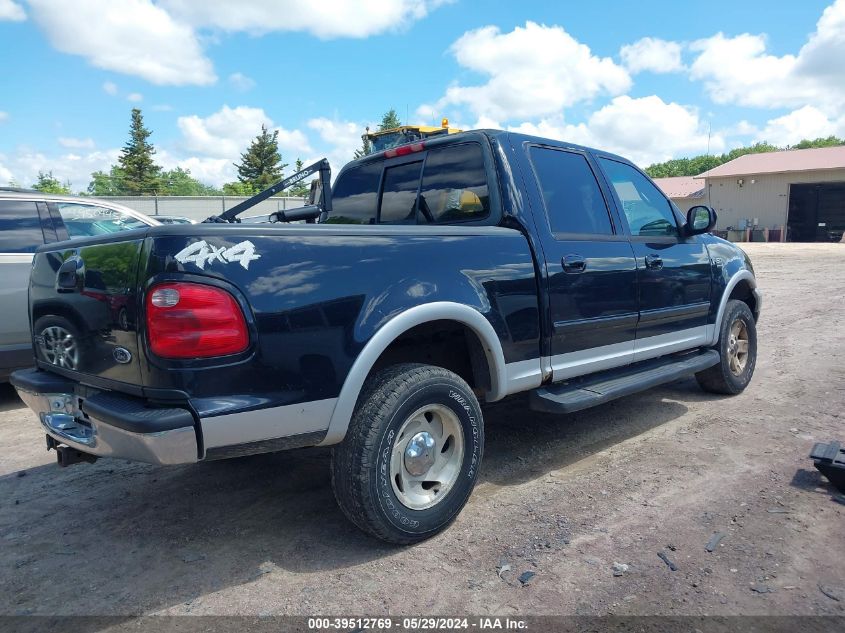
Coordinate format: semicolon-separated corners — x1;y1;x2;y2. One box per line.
40;326;79;370
390;404;464;510
727;319;749;376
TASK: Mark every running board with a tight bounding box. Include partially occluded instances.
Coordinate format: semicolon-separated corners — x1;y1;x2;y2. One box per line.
529;350;720;414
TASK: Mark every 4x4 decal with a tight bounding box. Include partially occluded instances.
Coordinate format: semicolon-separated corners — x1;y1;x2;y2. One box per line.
174;240;260;271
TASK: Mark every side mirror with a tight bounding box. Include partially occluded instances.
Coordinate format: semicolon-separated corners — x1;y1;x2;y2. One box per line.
686;205;717;235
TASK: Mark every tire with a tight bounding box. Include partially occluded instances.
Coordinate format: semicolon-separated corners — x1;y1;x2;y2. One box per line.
331;363;484;544
695;300;757;395
34;315;84;371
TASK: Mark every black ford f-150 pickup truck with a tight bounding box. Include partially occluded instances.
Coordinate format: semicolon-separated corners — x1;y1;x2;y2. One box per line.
12;130;761;544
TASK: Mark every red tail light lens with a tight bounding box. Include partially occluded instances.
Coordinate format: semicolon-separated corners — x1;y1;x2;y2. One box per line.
145;282;248;359
384;142;425;158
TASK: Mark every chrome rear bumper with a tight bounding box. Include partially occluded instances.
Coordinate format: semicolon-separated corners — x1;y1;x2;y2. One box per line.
12;370;198;465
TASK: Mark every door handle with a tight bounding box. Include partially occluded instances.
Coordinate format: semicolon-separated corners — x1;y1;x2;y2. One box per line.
562;254;586;273
644;254;663;270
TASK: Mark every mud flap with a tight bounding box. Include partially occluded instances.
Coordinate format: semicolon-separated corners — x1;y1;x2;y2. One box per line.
810;441;845;494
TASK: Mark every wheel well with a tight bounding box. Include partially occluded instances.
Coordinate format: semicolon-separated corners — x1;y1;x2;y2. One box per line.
728;280;758;319
368;320;493;399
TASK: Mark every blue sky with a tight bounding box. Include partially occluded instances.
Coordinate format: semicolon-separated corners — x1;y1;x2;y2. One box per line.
1;0;843;191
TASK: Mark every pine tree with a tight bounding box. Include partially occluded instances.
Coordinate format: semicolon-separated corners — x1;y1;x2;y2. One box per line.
353;133;372;159
378;108;402;131
32;171;71;194
288;158;310;197
235;124;288;191
117;108;161;195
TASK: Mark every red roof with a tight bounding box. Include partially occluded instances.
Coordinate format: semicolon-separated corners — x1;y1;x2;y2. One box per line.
653;176;705;199
696;145;845;179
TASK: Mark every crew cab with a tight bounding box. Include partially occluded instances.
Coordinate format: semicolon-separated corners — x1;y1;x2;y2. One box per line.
11;130;761;544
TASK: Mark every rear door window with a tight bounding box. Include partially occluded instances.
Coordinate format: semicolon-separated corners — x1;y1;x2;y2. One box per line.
56;203;148;238
529;147;614;235
328;161;381;224
0;200;44;252
418;143;489;224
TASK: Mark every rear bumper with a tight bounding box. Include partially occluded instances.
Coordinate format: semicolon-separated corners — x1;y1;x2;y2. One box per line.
11;368;198;465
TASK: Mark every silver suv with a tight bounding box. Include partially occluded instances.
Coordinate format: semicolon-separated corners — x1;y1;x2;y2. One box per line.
0;188;160;380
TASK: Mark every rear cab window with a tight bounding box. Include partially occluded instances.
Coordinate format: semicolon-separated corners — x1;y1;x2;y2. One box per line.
328;141;492;226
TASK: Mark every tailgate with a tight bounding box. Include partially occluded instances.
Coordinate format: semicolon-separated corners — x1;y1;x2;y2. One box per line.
29;236;145;386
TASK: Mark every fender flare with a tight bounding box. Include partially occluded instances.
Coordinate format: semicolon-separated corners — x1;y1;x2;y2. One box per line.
317;301;507;446
709;270;758;346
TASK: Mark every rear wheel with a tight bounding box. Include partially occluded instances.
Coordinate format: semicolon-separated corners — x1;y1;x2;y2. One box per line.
34;315;83;371
331;363;484;544
695;300;757;394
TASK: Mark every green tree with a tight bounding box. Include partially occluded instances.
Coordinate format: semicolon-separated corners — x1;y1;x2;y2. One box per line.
234;124;287;191
160;167;221;196
117;108;161;195
378;108;402;131
32;171;71;194
353;134;372;159
222;181;258;196
87;166;127;196
643;138;838;178
790;135;844;149
287;158;310;197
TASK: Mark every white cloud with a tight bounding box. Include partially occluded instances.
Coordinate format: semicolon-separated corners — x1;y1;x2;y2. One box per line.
0;111;8;123
126;92;143;102
58;137;96;149
755;106;845;146
620;37;684;74
0;0;25;21
509;95;723;168
307;117;369;174
160;0;448;38
228;72;256;92
690;0;845;112
177;105;312;170
0;147;120;192
28;0;216;86
102;81;118;96
422;22;631;122
0;162;13;185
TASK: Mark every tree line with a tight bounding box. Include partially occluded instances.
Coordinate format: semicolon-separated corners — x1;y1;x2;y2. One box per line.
644;136;845;178
30;108;309;197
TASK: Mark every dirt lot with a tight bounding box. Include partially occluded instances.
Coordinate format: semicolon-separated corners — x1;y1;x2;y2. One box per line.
1;242;844;617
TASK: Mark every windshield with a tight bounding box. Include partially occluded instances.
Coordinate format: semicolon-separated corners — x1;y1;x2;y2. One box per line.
370;130;423;153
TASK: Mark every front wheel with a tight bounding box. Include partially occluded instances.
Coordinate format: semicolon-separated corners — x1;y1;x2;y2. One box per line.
695;300;757;394
331;363;484;544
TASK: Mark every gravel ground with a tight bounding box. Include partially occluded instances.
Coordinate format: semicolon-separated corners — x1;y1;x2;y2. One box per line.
1;242;843;617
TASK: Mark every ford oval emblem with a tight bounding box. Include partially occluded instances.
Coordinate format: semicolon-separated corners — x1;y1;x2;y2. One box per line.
113;347;132;364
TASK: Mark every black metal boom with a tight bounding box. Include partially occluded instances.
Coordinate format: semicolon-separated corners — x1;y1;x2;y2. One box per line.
203;158;332;224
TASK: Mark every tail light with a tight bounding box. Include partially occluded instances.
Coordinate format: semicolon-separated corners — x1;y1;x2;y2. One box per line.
145;282;249;359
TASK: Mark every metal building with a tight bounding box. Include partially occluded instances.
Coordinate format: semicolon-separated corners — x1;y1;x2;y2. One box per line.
696;146;845;242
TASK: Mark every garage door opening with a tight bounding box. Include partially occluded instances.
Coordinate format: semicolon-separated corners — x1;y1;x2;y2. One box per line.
788;182;845;242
